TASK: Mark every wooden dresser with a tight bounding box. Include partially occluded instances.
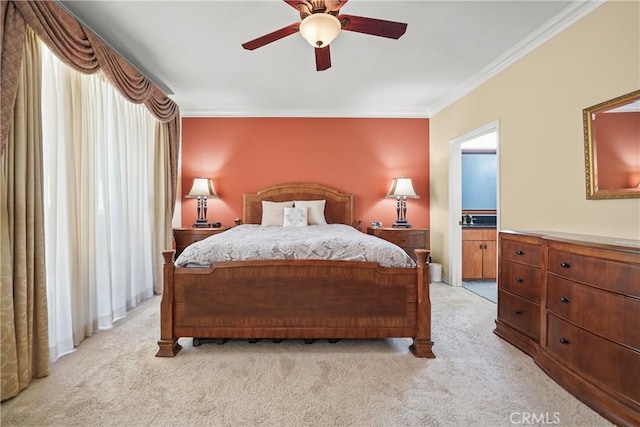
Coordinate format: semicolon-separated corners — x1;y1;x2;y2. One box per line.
366;227;430;261
495;231;640;426
495;231;543;356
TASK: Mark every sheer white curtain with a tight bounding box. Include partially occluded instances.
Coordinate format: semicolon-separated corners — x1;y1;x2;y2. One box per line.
41;42;157;361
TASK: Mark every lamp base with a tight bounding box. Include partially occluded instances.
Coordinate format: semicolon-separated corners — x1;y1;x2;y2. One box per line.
392;221;412;228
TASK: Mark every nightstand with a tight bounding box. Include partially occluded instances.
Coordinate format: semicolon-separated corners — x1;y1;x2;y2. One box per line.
173;227;228;258
367;227;430;261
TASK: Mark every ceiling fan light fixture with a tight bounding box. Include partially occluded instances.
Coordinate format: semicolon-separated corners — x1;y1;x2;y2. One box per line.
299;13;341;48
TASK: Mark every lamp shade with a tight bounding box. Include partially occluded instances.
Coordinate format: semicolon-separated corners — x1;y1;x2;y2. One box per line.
299;13;342;48
186;178;218;198
386;177;419;198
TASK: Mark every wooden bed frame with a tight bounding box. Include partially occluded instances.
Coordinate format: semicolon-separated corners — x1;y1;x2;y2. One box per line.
157;182;434;358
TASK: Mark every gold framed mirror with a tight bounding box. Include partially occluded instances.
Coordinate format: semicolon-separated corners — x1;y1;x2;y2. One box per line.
584;89;640;199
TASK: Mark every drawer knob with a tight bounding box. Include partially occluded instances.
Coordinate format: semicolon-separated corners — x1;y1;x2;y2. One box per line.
513;310;522;315
559;337;570;345
560;296;570;304
560;262;570;268
515;277;524;283
516;249;524;255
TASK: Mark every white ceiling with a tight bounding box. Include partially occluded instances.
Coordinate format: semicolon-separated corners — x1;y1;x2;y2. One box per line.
58;0;601;118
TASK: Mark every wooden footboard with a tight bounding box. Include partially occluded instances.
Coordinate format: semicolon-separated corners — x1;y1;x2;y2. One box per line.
157;249;434;358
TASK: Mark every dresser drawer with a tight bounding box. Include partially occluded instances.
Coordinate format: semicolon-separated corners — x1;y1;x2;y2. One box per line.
173;228;227;258
547;275;640;349
174;230;214;247
547;314;640;403
374;229;427;247
366;228;429;262
548;249;640;298
499;260;542;302
498;290;540;341
501;239;542;267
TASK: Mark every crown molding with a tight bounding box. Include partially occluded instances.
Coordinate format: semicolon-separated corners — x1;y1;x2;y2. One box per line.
181;108;429;119
182;1;605;119
426;0;606;117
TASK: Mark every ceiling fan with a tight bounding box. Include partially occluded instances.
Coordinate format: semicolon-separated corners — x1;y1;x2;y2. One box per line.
241;0;408;71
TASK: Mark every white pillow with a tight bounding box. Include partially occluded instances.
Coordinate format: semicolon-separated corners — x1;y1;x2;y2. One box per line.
294;200;327;225
283;207;308;227
261;201;294;226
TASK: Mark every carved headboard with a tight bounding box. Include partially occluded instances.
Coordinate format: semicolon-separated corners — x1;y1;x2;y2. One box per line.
242;182;353;225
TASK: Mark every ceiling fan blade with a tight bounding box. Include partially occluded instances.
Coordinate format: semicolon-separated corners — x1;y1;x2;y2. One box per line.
283;0;307;10
339;14;407;39
283;0;313;16
242;24;300;50
315;46;331;71
325;0;349;13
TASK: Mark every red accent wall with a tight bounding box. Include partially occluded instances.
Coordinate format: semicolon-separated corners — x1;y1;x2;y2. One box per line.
181;117;430;229
594;112;640;189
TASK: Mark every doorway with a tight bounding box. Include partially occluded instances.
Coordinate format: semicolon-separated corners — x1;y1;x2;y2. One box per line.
448;121;500;295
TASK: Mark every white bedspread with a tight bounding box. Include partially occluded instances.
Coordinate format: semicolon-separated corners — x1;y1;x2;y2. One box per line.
174;224;416;268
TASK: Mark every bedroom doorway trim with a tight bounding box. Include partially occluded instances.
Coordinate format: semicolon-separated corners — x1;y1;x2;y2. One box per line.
448;120;500;287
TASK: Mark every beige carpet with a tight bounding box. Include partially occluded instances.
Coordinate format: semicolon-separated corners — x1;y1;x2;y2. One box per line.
1;283;609;427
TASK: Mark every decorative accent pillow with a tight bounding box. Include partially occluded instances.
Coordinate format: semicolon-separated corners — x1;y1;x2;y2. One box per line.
261;201;294;226
283;207;308;227
294;200;327;225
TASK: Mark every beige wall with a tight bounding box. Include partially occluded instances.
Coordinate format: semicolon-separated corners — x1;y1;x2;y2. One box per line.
429;1;640;279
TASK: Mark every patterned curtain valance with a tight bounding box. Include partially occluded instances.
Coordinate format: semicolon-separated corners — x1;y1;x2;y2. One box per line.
1;0;179;204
